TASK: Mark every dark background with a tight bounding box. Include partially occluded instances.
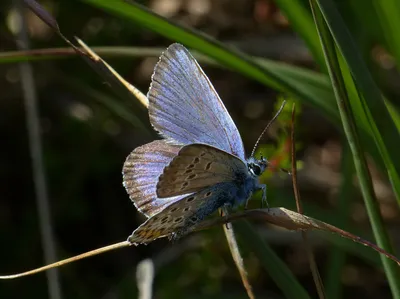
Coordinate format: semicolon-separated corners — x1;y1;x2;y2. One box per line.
0;0;399;298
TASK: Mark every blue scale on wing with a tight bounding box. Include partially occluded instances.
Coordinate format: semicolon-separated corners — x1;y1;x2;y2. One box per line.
122;140;186;218
148;43;245;160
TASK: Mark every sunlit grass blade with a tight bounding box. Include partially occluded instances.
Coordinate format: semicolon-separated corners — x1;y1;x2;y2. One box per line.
314;0;400;205
78;0;396;188
310;2;400;297
80;0;337;117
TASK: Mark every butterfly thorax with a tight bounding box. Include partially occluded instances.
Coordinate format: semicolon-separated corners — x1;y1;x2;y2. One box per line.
222;156;267;209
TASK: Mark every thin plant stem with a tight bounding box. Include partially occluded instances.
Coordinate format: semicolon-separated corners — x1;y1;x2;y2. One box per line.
221;208;255;299
290;104;325;299
14;1;62;298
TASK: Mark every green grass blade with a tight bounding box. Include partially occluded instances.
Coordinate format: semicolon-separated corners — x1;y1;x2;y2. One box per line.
235;221;311;299
10;0;395;187
310;2;400;297
373;0;400;68
0;46;339;121
8;0;395;183
78;0;393;175
79;0;275;89
80;0;338;119
256;58;337;119
315;0;400;205
325;145;353;299
0;47;164;63
385;99;400;132
274;0;326;70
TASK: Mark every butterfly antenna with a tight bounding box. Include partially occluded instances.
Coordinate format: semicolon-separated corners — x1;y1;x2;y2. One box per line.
250;100;287;157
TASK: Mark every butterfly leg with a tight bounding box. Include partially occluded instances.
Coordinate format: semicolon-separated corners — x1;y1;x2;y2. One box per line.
258;183;268;209
244;197;250;210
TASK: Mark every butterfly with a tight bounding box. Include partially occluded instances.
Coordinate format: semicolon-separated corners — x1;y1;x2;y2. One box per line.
123;43;278;245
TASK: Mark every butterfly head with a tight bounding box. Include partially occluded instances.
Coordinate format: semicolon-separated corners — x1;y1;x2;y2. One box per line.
247;155;268;177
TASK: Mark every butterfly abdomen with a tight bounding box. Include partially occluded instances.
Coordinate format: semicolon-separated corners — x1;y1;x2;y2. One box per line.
169;182;237;240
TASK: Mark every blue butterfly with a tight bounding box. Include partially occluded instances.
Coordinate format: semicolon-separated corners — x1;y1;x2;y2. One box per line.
123;43;272;244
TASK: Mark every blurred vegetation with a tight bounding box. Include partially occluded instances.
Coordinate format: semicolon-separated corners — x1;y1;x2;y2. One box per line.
1;0;399;298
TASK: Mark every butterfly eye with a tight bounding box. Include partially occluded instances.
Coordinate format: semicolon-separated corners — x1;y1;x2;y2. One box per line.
253;164;261;176
248;163;261;176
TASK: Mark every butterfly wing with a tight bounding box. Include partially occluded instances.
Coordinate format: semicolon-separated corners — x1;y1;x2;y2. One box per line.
122;140;186;218
128;182;238;244
156;143;248;198
148;43;245;159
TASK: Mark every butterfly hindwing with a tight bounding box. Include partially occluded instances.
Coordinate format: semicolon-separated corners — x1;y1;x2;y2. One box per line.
122;140;186;218
128;182;238;244
156;143;248;198
148;43;245;159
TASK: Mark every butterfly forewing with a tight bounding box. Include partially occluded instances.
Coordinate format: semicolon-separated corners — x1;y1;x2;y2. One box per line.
156;143;248;198
148;43;245;159
128;182;237;244
122;140;186;217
